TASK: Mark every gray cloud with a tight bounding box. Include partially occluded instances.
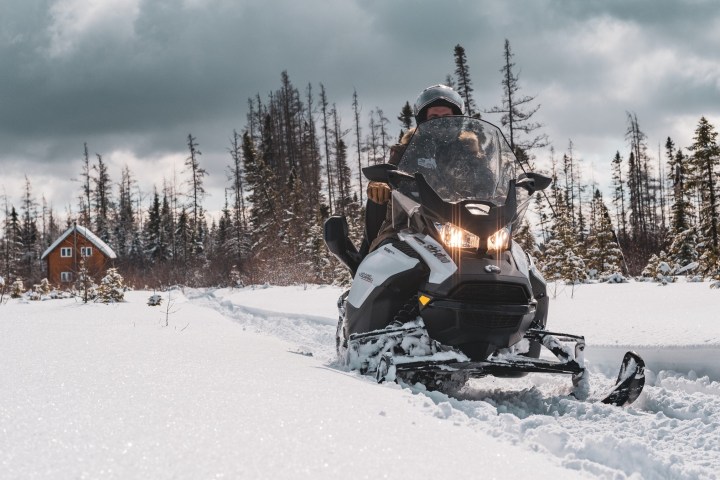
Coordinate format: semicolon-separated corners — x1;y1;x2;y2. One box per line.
1;0;719;212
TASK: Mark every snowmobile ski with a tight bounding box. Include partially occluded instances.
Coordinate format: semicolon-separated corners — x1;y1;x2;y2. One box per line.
599;351;645;406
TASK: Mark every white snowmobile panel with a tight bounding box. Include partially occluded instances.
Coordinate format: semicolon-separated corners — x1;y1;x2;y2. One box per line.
510;241;530;278
527;253;545;284
347;244;420;308
397;231;457;285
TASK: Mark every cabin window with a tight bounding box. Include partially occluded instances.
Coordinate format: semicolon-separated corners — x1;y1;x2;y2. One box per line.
60;271;73;282
81;247;93;257
60;247;72;257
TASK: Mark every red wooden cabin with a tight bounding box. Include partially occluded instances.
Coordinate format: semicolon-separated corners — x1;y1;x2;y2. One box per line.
41;224;117;286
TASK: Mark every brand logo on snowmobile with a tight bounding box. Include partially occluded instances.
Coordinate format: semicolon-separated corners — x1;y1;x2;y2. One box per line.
417;157;437;169
485;265;501;274
359;272;373;283
417;240;451;264
383;247;395;255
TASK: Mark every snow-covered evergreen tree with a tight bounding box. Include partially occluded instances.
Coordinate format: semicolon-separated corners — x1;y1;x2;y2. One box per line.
585;190;625;281
74;260;97;303
641;251;674;284
667;228;700;275
541;193;586;284
513;218;539;258
38;278;51;295
10;278;24;298
687;117;720;276
97;268;125;303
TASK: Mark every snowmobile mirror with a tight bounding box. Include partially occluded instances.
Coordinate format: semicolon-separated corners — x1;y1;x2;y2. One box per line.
362;163;397;183
387;170;416;189
517;172;552;194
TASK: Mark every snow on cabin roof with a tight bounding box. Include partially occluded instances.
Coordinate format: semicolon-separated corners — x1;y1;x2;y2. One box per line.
41;224;118;260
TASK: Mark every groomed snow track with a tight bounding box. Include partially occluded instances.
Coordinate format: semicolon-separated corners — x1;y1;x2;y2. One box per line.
194;286;720;479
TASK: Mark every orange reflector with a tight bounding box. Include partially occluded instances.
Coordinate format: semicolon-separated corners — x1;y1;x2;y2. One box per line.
419;295;431;306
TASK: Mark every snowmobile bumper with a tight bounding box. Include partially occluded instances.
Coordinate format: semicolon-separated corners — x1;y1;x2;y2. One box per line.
420;299;537;359
387;328;585;385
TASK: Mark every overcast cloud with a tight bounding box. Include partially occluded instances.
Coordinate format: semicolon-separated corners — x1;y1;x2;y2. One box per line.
2;0;719;215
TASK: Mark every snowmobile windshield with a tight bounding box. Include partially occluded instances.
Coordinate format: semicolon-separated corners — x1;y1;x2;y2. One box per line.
396;116;518;205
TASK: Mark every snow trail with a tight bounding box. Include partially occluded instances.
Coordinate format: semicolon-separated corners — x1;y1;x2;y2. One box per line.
195;284;720;479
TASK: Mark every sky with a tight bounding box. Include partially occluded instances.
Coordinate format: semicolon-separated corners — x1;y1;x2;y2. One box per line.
2;0;720;218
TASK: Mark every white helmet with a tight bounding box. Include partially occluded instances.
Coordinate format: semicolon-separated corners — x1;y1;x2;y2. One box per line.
413;84;465;123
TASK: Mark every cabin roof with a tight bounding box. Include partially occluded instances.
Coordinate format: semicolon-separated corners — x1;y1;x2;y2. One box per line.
41;224;118;260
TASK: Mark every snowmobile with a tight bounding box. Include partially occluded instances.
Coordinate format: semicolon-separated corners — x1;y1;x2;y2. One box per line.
324;116;644;406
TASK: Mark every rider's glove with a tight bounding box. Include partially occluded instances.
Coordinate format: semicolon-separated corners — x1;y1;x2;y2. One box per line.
389;144;406;165
367;181;391;205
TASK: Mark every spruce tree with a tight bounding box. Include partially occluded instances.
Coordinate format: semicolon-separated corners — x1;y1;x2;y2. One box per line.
160;186;174;262
145;189;163;262
611;151;627;238
114;165;136;260
79;143;93;227
184;134;207;256
3;205;22;283
20;177;39;280
319;84;335;211
453;44;477;117
93;154;112;243
666;146;698;272
641;251;674;284
397;101;413;141
687;117;720;271
242;131;278;251
352;90;365;204
585;190;625;281
486;39;548;155
666;228;699;275
513;219;539;257
541;192;586;285
97;267;125;303
227;130;249;267
375;108;391;162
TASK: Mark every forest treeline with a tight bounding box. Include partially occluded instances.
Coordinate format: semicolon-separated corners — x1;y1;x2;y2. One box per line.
2;41;719;292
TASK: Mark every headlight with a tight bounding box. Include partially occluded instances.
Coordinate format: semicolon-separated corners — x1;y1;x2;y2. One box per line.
435;222;480;249
487;227;511;252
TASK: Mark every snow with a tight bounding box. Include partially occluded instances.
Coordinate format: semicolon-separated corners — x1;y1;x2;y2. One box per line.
2;281;720;479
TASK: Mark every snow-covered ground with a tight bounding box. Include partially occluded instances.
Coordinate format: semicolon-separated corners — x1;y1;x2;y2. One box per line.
1;281;719;479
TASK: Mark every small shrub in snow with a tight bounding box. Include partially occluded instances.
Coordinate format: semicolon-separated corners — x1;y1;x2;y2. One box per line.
642;252;675;284
230;266;244;289
97;268;126;303
29;279;53;301
75;260;98;303
51;290;74;299
602;272;628;284
148;293;163;306
10;279;25;298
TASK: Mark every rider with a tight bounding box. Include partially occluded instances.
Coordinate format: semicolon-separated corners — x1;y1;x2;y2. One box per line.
366;84;466;207
362;84;488;253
